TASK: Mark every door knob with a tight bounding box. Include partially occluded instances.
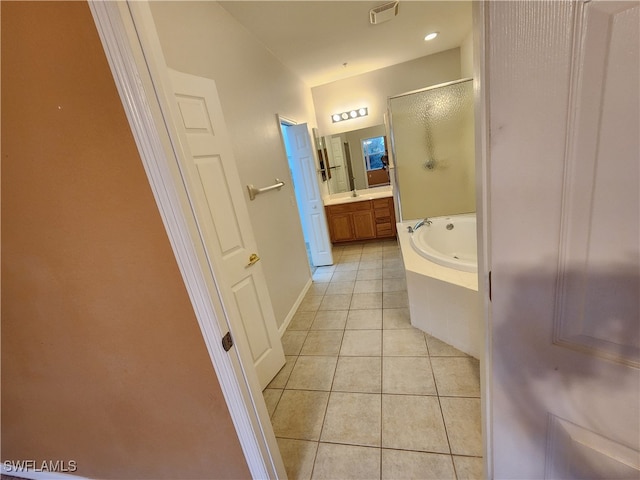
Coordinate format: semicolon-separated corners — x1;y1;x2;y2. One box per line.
246;253;261;267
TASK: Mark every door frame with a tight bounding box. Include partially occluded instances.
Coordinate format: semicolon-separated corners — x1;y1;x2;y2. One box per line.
89;2;286;478
473;1;492;478
90;1;492;479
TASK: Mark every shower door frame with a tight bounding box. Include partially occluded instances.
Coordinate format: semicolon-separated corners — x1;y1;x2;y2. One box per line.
387;77;474;223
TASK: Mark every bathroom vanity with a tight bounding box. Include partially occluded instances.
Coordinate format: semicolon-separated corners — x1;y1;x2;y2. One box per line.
323;188;396;243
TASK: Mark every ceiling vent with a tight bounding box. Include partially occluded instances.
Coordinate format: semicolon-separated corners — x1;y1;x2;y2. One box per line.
369;1;399;25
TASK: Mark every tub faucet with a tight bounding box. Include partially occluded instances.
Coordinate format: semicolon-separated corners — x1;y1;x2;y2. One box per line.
352;189;358;197
413;217;432;231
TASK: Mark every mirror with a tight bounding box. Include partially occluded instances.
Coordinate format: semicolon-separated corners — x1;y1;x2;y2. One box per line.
316;124;391;194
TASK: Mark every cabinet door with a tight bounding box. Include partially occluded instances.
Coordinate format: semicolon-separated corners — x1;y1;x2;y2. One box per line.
329;212;355;242
352;210;376;239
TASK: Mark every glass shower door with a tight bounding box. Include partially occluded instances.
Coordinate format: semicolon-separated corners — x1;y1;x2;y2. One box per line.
389;79;475;221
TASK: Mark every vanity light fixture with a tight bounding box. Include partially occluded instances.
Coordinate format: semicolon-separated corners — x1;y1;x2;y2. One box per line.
424;32;438;41
331;107;368;123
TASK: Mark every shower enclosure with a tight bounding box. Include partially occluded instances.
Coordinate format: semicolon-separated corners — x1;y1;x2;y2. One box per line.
389;78;475;221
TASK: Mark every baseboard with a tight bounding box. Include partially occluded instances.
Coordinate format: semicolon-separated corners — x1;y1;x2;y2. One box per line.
279;277;312;336
1;463;89;480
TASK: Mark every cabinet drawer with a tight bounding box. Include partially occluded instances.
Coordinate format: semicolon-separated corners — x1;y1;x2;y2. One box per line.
376;223;394;237
374;208;391;222
372;198;391;209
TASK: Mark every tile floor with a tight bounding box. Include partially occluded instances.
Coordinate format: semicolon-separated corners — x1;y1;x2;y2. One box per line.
263;239;483;480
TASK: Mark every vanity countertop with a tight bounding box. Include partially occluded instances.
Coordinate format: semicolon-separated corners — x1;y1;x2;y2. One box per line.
322;186;393;206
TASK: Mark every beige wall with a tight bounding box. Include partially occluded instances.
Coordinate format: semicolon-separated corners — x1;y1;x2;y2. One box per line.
460;30;474;79
312;48;462;137
149;1;316;329
1;2;249;478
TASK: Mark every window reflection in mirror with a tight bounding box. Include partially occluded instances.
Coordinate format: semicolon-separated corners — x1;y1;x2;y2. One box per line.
362;136;385;170
361;136;391;188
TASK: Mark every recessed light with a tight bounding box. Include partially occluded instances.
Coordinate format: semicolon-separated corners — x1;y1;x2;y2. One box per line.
424;32;438;41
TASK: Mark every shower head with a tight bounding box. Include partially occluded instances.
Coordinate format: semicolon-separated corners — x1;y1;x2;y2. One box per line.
423;158;437;170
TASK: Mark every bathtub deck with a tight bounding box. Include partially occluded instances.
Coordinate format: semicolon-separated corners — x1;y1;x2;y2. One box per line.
397;221;481;359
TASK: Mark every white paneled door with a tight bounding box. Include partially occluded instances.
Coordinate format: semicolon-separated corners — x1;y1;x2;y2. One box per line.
489;1;639;478
167;69;285;389
284;123;334;267
328;135;349;192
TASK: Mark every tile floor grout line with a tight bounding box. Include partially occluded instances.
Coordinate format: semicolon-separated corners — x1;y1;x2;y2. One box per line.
312;313;346;464
380;308;385;479
425;323;459;474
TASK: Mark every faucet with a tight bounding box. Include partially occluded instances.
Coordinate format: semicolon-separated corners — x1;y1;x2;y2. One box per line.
412;217;432;231
352;189;358;197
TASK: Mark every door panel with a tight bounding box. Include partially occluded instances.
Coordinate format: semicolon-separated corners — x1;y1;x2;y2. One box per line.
352;210;376;239
168;69;285;389
232;277;270;361
329;135;348;192
488;1;639;477
546;414;640;479
328;213;354;242
193;157;243;255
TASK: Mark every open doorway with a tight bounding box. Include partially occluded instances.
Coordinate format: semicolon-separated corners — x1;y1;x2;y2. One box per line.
278;117;334;271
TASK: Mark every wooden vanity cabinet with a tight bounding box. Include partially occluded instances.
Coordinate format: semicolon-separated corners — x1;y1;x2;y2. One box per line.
325;197;396;243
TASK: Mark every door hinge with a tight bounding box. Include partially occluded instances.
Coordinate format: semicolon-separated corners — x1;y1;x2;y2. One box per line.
222;331;234;352
489;270;492;302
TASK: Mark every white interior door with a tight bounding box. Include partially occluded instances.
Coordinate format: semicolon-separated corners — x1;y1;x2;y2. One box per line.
284;123;333;266
166;69;285;389
488;1;639;478
328;135;348;192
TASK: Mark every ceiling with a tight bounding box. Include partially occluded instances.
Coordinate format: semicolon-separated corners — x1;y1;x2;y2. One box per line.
218;1;472;88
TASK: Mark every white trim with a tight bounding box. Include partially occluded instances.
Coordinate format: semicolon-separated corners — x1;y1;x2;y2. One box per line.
1;465;88;480
279;277;313;335
277;114;298;127
473;1;493;479
89;2;283;478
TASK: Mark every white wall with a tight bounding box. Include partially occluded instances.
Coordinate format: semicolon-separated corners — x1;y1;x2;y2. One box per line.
149;1;314;328
312;48;462;137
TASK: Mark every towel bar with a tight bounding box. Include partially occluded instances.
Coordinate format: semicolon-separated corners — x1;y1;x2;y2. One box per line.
247;178;285;201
